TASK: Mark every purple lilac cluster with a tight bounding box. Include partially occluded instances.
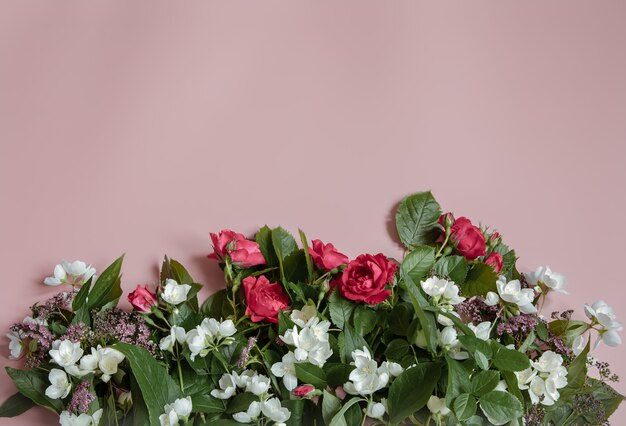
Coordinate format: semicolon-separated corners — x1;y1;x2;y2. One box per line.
496;314;538;339
67;381;94;414
32;290;77;320
92;308;157;354
9;322;53;368
455;296;500;325
237;337;257;368
61;323;90;343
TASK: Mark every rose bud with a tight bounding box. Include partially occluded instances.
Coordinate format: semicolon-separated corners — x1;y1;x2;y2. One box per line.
439;212;455;232
484;252;503;273
309;239;349;271
293;384;316;398
127;285;157;312
208;229;265;268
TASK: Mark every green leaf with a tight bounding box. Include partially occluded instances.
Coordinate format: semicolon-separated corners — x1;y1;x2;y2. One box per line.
322;391;343;426
72;276;92;311
491;344;530;372
353;305;377;336
191;395;225;414
295;363;327;389
395;191;442;249
479;390;523;425
469;370;500;397
87;255;124;309
299;229;314;283
0;392;35;417
462;263;498;297
168;258;194;284
226;392;259;414
500;371;524;404
329;397;365;426
475;351;490;370
434;255;470;284
338;324;369;364
113;343;180;425
5;368;62;413
385;339;412;362
328;289;355;330
458;335;492;359
388;303;413;337
445;356;470;405
548;320;589;346
283;399;306;426
561;340;590;398
256;226;279;268
400;246;435;283
271;227;298;261
323;364;355;388
388;362;442;424
283;250;308;284
453;393;477;421
399;274;438;354
200;289;229;319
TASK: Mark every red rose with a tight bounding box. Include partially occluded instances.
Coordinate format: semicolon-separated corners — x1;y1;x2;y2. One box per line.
293;384;315;398
337;253;397;304
448;217;486;260
242;275;290;323
208;229;265;268
484;252;503;273
127;285;157;312
309;239;349;271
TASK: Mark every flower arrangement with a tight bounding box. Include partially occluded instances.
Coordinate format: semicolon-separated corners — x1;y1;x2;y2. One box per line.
1;191;623;425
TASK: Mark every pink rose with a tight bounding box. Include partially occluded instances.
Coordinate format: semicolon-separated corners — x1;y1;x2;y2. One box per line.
242;275;290;323
445;216;487;260
293;384;315;398
484;252;503;273
309;239;349;271
208;229;265;268
337;254;397;304
127;285;157;312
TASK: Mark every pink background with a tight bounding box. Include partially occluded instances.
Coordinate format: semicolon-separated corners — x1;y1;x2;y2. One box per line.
1;1;625;424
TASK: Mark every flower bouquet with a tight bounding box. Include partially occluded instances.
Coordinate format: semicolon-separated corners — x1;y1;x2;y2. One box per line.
1;191;623;425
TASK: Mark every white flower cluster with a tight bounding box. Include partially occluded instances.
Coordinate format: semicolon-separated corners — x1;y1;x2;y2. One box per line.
159;396;192;426
271;306;332;391
211;370;290;425
584;300;623;348
437;326;468;360
485;276;537;314
48;340;125;384
527;266;567;294
420;277;466;327
515;351;568;406
59;408;103;426
184;318;237;360
343;347;403;396
44;260;96;286
161;279;192;305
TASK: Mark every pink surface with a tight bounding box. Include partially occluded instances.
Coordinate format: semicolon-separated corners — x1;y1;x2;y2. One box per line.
1;1;626;424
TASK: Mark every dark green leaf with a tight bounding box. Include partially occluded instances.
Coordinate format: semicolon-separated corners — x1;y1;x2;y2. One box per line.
353;305;377;336
395;191;442;248
329;397;365;426
434;255;470;284
338;324;369;364
469;370;500;397
299;229;314;283
400;246;435;283
479;390;523;425
462;263;497;297
72;276;92;311
168;259;194;284
271;227;298;261
453;393;477;421
328;289;355;330
226;392;259;415
388;362;442;424
445;356;470;405
385;339;412;362
0;392;34;417
87;255;124;309
324;364;354;388
295;363;327;389
5;368;62;413
491;344;530;372
322;391;342;425
113;343;180;425
256;226;279;268
200;289;229;319
191;395;225;414
458;335;492;359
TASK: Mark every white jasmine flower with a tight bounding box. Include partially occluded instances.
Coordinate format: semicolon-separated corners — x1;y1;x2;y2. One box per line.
496;276;537;314
515;351;568;406
584;300;623;348
378;361;404;377
159;326;187;352
367;401;386;419
49;340;84;368
260;398;291;424
186;318;237;360
233;401;261;423
7;330;25;359
245;373;271;396
271;352;298;391
97;347;125;382
62;260;96;281
59;409;103;426
159;407;178;426
290;305;318;328
468;321;492;341
169;396;192;419
439;327;469;360
484;291;500;306
211;374;237;399
421;277;465;306
161;279;191;305
45;369;72;399
280;322;332;368
44;264;68;286
344;347;389;395
427;395;450;416
526;266;567;294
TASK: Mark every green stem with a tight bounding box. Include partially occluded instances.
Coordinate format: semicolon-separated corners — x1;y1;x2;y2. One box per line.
175;345;185;392
435;232;451;258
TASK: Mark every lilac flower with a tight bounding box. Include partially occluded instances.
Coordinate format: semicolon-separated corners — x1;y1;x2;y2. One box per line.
92;309;157;355
9;322;54;368
67;381;94;414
